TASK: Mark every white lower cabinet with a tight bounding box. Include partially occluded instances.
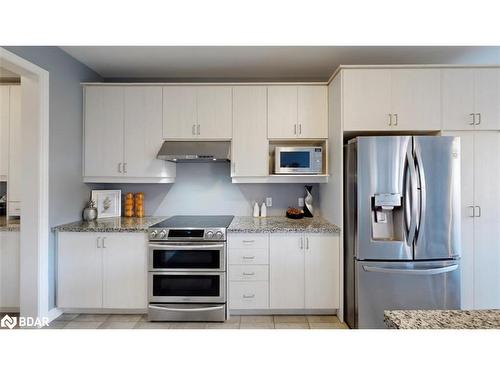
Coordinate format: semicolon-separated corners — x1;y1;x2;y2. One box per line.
270;233;340;310
57;232;147;309
228;232;340;312
0;231;20;310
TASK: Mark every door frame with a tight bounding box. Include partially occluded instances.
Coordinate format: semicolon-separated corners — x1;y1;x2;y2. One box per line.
0;47;51;321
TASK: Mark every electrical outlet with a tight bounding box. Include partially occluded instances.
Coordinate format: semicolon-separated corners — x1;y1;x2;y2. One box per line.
298;197;304;207
266;197;272;207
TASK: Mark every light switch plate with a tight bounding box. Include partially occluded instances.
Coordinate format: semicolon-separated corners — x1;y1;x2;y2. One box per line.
266;197;272;207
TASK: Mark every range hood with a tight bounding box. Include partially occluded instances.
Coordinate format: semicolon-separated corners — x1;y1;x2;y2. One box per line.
157;141;231;162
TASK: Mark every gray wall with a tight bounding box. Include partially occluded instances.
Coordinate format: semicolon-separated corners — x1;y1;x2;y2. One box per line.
90;163;320;217
4;46;102;309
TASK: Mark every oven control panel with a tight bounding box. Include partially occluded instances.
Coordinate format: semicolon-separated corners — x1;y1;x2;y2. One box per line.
148;228;227;241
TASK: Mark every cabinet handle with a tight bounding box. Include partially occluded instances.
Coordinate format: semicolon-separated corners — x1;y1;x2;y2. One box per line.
467;205;475;217
300;237;304;249
123;163;127;174
469;113;475;126
192;124;196;135
475;113;481;126
197;124;200;135
102;237;106;248
299;123;302;135
118;163;122;173
242;272;255;276
474;206;482;217
393;114;398;126
96;236;101;248
306;237;309;250
388;114;392;126
242;240;255;243
243;294;255;299
294;124;297;135
242;256;255;260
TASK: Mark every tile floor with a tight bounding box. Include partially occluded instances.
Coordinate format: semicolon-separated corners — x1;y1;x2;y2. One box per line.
1;313;348;329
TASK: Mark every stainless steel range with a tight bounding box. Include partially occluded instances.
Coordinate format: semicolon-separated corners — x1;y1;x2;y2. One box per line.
147;215;233;322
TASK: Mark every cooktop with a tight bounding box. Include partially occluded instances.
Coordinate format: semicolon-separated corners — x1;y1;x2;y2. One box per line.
150;215;234;229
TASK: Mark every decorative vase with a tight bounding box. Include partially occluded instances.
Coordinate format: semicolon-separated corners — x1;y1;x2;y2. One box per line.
82;199;98;221
304;185;313;217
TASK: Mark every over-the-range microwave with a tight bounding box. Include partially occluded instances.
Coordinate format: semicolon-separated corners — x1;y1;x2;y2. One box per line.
274;146;323;174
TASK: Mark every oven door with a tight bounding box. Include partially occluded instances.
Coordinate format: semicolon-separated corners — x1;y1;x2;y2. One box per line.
149;242;225;272
149;272;226;303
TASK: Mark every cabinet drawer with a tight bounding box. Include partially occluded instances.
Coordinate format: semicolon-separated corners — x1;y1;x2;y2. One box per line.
8;201;20;216
228;234;268;249
229;265;269;281
228;248;269;265
229;281;269;309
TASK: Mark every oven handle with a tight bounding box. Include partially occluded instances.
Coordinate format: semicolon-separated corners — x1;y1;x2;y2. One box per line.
149;243;224;250
148;304;225;313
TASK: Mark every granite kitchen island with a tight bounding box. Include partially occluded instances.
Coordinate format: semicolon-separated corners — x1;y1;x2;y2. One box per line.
384;310;500;329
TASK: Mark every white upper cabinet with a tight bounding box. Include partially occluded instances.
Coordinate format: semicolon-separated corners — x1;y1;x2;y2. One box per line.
390;69;441;130
268;85;327;139
297;86;328;138
197;86;232;138
162;86;197;138
163;86;232;139
84;86;125;177
124;87;174;178
442;68;500;130
0;86;9;179
232;86;268;177
343;69;392;131
343;68;441;131
84;86;174;182
7;86;22;204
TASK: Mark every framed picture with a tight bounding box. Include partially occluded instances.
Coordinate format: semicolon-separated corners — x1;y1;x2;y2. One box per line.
91;190;121;218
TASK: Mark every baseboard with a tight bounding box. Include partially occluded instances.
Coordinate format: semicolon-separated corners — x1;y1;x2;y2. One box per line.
0;307;20;313
230;308;337;315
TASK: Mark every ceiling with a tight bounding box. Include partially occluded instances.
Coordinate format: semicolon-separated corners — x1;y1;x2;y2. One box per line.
61;46;500;81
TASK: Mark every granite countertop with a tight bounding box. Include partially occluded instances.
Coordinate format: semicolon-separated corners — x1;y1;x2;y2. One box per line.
384;310;500;329
0;216;20;232
228;216;340;234
53;216;167;233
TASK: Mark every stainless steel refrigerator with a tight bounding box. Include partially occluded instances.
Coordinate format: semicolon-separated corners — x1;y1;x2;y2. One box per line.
344;136;461;329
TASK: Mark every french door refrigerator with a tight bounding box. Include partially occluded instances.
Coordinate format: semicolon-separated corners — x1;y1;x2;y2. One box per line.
344;136;461;329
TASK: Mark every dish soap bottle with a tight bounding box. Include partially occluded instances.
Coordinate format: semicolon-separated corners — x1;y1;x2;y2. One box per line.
260;202;267;217
253;202;260;217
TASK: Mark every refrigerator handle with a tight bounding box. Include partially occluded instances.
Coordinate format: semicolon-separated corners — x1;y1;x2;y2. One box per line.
362;264;458;276
414;145;426;245
405;147;418;246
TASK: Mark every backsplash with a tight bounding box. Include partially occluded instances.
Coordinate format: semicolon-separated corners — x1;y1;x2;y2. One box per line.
89;163;320;217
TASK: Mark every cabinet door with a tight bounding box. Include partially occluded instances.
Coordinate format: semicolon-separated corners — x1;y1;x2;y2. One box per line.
473;131;500;308
102;233;147;309
0;232;20;309
474;69;500;130
391;69;441;131
270;234;305;309
57;233;103;308
304;234;340;309
342;69;391;131
298;86;328;138
232;86;268;177
162;86;197;139
442;69;475;130
123;87;174;178
442;131;475;309
84;87;124;177
8;86;22;202
267;86;297;139
197;86;232;138
0;86;9;178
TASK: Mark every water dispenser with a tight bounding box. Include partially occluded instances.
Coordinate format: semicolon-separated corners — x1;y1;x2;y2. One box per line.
371;193;404;241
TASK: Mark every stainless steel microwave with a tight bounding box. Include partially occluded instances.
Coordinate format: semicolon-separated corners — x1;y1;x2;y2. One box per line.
274;147;323;174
